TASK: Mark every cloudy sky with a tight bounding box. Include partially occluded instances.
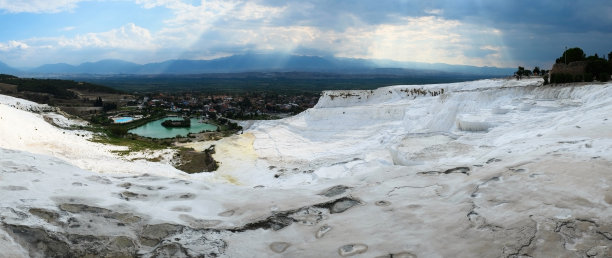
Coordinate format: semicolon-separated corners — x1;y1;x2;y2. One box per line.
0;0;611;69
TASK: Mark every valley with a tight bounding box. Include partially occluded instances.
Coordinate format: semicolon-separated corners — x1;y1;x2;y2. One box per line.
1;78;611;257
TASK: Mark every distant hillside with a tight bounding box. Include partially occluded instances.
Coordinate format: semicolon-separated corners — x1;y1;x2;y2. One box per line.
71;72;495;94
0;61;20;74
32;63;76;74
137;54;363;74
0;74;123;100
29;60;141;74
4;54;515;76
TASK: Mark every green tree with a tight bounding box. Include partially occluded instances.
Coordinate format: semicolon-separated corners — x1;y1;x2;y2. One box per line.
533;66;541;75
556;47;586;64
238;96;252;112
516;66;525;79
94;97;103;107
600;73;610;82
103;102;117;112
586;59;612;81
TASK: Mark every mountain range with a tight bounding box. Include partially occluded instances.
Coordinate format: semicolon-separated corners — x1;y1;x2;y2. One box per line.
0;61;20;74
0;54;515;76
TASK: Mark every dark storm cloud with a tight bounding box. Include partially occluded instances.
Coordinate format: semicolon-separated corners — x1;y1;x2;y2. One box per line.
246;0;612;67
246;0;427;30
253;0;612;33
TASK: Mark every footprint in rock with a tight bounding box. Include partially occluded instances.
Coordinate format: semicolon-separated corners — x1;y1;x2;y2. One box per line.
119;191;148;201
218;210;235;217
319;185;351;197
374;200;391;207
510;168;526;173
486;158;501;164
331;199;361;213
269;242;290;253
85;175;112;185
163;193;196;200
117;182;132;189
170;206;192;212
338;244;368;256
171;179;192;185
443;167;470;175
315;225;332;239
375;252;417;258
417;167;470;176
146;185;167;191
2;185;28;191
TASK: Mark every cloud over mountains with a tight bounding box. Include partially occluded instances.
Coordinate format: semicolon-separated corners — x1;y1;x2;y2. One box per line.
0;0;610;68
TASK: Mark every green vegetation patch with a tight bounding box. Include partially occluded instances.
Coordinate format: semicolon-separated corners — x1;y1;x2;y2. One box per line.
91;134;171;155
73;72;494;94
0;75;123;100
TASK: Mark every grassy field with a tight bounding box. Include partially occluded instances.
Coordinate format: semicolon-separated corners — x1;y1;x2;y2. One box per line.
72;72;495;94
91;134;171;155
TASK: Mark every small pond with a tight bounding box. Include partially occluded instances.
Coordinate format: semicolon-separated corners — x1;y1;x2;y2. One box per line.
128;117;217;139
112;117;134;123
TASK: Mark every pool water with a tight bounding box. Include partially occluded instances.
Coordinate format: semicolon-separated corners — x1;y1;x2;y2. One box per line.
128;117;217;138
113;117;134;123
